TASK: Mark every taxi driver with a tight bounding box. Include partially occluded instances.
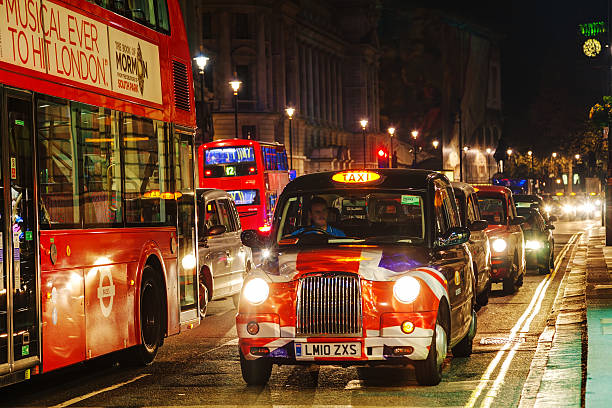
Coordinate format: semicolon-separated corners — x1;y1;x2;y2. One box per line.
293;196;345;237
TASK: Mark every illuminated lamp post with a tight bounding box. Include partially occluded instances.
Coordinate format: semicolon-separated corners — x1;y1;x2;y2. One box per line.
360;119;368;168
463;146;469;181
388;127;396;168
229;77;242;138
528;150;533;178
285;107;295;170
411;130;419;168
486;148;492;182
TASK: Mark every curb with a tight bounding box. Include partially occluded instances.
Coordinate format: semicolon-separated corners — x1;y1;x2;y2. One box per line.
518;232;585;408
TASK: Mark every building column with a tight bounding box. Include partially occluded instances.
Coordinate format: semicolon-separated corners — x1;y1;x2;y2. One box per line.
219;11;232;109
331;58;337;126
286;26;299;109
337;59;344;128
299;45;307;115
307;47;314;118
256;13;267;111
326;54;333;126
313;49;320;120
272;19;286;111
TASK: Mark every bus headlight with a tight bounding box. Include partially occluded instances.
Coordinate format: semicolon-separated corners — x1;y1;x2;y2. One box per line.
243;278;269;305
492;238;507;252
525;240;543;250
393;276;421;304
181;254;197;270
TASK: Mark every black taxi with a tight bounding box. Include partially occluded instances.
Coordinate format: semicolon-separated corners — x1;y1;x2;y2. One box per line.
237;169;477;386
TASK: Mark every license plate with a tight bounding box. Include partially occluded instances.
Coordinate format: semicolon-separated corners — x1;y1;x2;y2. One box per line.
295;342;361;358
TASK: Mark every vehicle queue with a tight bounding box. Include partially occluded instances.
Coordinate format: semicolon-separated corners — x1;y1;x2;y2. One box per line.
195;162;560;387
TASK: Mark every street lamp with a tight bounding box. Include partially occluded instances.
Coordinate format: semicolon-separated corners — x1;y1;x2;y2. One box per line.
388;127;396;168
229;77;242;138
552;152;557;158
411;130;419;168
432;140;439;149
360;119;368;168
575;154;580;160
285;107;295;170
528;150;533;177
193;55;209;141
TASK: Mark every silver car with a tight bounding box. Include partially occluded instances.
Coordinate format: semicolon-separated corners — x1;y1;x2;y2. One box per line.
197;189;253;317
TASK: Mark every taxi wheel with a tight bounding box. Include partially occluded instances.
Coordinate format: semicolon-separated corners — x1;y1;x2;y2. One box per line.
240;350;272;386
452;310;476;357
476;281;490;307
415;316;446;386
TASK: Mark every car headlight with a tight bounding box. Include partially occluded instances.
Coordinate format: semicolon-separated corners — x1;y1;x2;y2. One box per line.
525;240;543;250
243;278;270;305
492;238;507;252
585;203;595;212
563;204;573;214
544;205;551;213
181;254;197;270
393;276;421;304
595;200;602;206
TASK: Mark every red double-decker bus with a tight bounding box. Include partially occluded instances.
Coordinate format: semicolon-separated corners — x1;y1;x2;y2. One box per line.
0;0;198;386
198;139;289;233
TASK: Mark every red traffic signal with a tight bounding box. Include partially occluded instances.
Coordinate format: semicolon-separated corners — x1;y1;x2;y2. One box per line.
377;147;389;168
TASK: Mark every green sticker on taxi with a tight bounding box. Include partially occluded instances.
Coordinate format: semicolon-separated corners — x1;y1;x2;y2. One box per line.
401;195;420;205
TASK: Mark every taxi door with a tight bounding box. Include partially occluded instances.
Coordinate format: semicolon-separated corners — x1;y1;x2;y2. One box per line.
0;88;40;381
432;183;473;343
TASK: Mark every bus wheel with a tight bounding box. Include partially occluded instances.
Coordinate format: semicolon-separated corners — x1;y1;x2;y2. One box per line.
135;266;164;365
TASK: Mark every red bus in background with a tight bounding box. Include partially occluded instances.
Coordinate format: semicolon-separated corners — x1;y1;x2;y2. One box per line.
0;0;198;386
199;139;290;233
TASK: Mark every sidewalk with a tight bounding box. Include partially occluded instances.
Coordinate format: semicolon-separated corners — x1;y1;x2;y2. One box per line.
519;226;612;407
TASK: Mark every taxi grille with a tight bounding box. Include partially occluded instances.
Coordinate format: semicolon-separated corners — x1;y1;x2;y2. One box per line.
296;273;362;336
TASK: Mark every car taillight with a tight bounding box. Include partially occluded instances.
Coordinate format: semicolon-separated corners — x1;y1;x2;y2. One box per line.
258;224;272;233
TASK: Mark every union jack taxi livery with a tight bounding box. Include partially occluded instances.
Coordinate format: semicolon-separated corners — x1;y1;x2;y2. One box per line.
238;170;477;386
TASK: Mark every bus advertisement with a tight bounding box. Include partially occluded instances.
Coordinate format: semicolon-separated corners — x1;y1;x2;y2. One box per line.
0;0;198;386
198;139;290;233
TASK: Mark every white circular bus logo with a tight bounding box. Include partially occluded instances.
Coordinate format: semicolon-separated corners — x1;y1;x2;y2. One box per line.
97;269;116;318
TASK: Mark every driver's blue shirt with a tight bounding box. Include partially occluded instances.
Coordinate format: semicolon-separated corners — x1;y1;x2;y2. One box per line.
291;224;346;237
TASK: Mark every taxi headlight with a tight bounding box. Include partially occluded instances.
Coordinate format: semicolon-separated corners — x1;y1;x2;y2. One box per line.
585;203;595;212
525;240;543;250
393;276;421;304
243;278;269;305
544;205;552;213
492;238;507;252
563;204;573;214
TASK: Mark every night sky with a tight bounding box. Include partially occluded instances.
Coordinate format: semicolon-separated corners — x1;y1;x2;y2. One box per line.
411;0;609;153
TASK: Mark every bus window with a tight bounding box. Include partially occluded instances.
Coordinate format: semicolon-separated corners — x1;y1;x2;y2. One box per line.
227;189;260;206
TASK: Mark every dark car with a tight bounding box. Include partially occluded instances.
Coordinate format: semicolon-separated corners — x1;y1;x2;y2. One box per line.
237;169;477;386
514;194;544;215
517;207;555;274
476;186;526;295
452;182;492;308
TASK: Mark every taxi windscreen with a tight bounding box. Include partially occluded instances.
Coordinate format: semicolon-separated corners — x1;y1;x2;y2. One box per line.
478;197;507;225
276;191;425;244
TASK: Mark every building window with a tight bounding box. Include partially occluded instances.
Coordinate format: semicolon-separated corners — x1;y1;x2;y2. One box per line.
242;125;256;140
234;13;249;39
202;12;212;39
236;65;251;99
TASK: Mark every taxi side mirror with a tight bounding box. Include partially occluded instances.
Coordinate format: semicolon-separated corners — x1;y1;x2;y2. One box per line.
436;226;470;248
510;216;525;226
469;220;488;232
241;229;265;248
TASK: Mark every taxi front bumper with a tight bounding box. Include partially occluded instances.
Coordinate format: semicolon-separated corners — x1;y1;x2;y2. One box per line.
237;312;436;364
490;255;513;281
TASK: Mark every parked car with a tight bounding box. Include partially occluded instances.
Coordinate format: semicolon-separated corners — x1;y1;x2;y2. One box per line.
517;207;555;274
196;188;253;318
476;186;526;295
452;182;492;308
238;169;477;386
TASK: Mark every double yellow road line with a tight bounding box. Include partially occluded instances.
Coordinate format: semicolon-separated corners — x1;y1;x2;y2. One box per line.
464;232;581;408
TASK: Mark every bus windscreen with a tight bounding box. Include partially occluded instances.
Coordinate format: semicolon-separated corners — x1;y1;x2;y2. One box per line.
228;189;260;206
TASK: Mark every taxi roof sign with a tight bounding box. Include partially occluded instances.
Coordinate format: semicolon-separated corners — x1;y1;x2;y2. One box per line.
332;170;381;184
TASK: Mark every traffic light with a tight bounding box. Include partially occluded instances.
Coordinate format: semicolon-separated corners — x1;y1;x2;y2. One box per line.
377;147;389;168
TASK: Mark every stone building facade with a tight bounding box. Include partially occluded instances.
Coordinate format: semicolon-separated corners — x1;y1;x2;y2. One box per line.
179;0;386;175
